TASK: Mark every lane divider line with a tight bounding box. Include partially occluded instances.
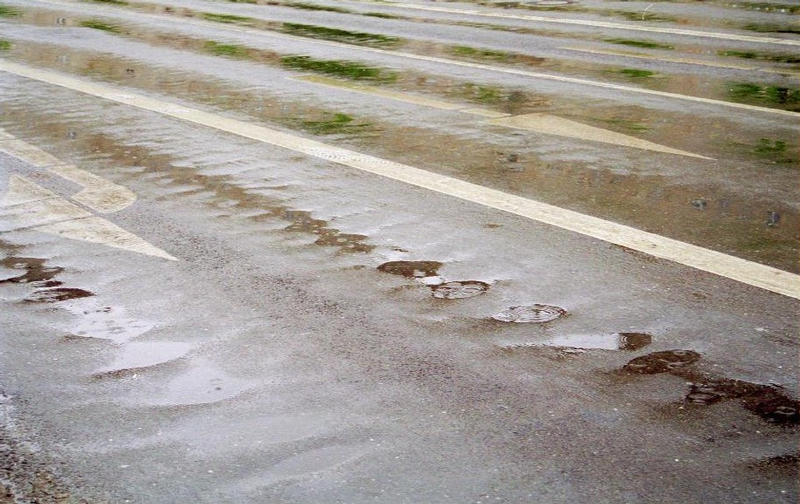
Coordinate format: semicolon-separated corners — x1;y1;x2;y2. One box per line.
23;0;800;118
2;59;797;298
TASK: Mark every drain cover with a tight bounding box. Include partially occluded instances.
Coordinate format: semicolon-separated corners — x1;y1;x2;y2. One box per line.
431;281;489;299
492;304;567;323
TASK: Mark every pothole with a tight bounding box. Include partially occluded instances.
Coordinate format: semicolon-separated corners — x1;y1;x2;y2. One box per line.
492;304;567;323
622;350;701;374
431;281;490;299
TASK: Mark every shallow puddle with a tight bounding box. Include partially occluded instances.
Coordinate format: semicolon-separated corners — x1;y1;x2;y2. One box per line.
492;304;566;323
93;341;193;378
431;280;489;299
25;287;94;303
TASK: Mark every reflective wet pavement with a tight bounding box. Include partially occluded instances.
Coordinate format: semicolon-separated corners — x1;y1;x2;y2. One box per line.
0;0;798;502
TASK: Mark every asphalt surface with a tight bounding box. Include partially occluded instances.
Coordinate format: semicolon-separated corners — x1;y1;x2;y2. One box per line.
0;0;798;502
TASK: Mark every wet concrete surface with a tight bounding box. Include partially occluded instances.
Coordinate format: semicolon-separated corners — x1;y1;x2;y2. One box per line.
0;0;798;502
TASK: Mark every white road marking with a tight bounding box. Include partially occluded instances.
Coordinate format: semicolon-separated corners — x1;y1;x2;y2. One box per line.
1;174;58;207
489;113;714;159
36;216;178;261
358;1;800;47
0;195;91;232
297;75;711;158
24;0;800;118
0;130;137;213
3;61;796;298
49;164;137;213
0;131;175;259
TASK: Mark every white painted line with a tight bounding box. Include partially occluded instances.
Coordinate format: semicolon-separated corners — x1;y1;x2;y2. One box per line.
24;0;800;117
0;139;66;167
0;130;137;213
0;174;59;207
36;216;178;260
49;164;137;213
2;60;797;299
489;113;713;159
0;195;91;232
361;1;800;47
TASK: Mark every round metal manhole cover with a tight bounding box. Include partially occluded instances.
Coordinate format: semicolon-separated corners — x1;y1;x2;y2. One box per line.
492;304;567;323
431;281;489;299
623;350;700;374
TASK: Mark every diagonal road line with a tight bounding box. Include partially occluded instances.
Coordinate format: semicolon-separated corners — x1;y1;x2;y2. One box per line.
1;59;798;299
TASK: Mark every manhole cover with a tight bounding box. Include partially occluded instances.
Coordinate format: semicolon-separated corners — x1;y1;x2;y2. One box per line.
431;281;489;299
623;349;700;374
492;304;567;323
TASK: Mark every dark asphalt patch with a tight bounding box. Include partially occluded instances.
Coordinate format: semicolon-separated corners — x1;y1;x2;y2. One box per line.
25;288;94;303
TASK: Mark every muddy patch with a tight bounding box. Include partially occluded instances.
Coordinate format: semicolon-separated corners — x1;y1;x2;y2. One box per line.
377;260;442;278
621;351;799;425
1;255;93;303
25;287;93;303
492;304;567;323
431;280;489;299
622;349;701;374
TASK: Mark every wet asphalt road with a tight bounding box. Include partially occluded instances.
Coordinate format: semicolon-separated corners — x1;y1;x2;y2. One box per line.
0;0;798;502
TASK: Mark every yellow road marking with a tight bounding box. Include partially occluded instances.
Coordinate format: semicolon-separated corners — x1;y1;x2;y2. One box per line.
489;113;713;159
297;74;711;158
359;1;800;47
26;0;800;118
559;46;761;71
2;61;796;298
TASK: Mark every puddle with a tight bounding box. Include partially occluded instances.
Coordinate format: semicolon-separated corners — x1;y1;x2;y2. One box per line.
63;303;155;344
93;341;193;378
431;281;489;299
0;257;63;284
377;260;442;278
25;287;94;303
621;351;799;425
136;361;252;406
503;332;652;351
1;255;93;302
492;304;566;323
314;231;372;253
622;350;701;374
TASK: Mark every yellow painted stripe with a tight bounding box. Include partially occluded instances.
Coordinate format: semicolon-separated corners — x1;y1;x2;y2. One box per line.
25;0;800;117
559;46;760;71
2;60;797;299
